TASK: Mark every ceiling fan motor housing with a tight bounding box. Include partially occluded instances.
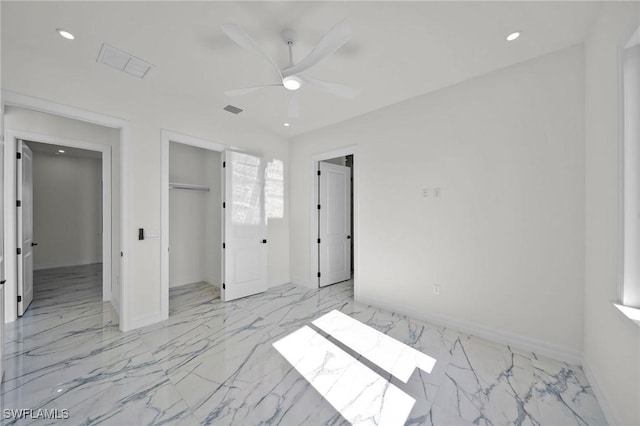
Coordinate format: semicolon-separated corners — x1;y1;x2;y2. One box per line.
281;29;298;45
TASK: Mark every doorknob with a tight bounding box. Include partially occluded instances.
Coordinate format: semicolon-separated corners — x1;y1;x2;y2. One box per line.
31;242;38;247
347;235;351;239
261;239;267;244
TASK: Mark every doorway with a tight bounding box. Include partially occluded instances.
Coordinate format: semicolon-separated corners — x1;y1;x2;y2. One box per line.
160;131;272;319
14;138;109;316
312;147;358;289
167;141;221;314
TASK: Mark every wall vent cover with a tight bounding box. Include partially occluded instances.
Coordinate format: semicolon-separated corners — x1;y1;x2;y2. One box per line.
223;105;243;114
97;43;153;79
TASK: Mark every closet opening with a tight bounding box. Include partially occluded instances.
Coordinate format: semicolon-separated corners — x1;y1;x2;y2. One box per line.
166;141;222;315
160;131;227;320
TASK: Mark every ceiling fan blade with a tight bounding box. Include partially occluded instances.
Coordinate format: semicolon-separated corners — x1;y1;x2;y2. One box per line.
299;74;359;98
288;91;301;118
283;20;352;77
222;23;283;80
224;83;282;97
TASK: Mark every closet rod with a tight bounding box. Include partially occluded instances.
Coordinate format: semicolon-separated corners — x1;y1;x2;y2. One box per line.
169;183;210;192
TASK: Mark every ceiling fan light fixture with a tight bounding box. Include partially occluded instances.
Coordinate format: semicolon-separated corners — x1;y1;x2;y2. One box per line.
283;76;302;91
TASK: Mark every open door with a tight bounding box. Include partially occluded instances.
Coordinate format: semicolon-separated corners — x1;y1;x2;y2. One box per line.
318;161;351;287
221;150;267;301
17;140;34;316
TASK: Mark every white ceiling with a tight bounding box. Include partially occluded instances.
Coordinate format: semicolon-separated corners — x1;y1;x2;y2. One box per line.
26;140;102;160
1;1;600;138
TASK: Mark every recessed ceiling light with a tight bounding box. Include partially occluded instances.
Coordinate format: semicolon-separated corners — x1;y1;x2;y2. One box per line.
57;149;65;154
283;123;291;127
506;31;521;42
56;28;75;40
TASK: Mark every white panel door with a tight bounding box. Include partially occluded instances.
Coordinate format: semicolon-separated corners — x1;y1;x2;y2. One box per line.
0;134;4;293
17;141;34;316
222;150;267;301
0;133;4;380
318;162;351;287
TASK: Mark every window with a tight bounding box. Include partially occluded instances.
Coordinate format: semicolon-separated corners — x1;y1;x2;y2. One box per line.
620;27;640;322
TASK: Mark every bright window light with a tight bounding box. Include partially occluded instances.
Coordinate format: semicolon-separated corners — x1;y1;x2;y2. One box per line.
273;326;416;425
230;151;261;225
312;310;436;382
273;310;439;424
265;159;284;219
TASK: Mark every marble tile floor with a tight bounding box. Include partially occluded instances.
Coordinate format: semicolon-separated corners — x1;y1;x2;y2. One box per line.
0;264;607;425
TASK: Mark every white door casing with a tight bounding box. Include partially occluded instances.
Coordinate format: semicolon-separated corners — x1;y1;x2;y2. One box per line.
222;150;268;301
318;161;351;287
17;141;34;316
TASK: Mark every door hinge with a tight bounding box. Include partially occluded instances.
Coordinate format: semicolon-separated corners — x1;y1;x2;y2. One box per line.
317;272;321;278
120;252;123;257
223;202;226;209
317;170;321;176
17;295;22;303
317;238;321;244
0;280;6;285
17;248;21;255
223;161;226;168
16;152;21;159
317;204;321;210
16;200;21;207
222;283;226;289
222;243;225;249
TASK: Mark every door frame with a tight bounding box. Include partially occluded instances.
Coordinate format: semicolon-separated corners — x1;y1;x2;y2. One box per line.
310;146;359;296
160;130;226;320
8;130;112;309
2;90;131;330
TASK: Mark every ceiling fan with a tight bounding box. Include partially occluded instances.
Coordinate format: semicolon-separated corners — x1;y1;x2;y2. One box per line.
221;20;358;118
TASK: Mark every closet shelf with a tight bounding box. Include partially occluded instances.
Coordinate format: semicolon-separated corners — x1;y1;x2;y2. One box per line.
169;182;210;192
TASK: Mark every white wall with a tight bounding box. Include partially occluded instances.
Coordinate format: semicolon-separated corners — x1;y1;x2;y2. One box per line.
30;149;102;270
584;3;640;425
1;64;290;331
3;107;121;315
291;45;586;357
169;142;220;288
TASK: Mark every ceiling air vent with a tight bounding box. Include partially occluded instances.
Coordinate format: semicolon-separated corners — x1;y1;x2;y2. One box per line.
97;43;153;79
223;105;243;115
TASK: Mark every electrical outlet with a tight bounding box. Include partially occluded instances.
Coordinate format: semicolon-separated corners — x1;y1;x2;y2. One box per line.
433;284;441;295
432;187;441;198
422;188;429;198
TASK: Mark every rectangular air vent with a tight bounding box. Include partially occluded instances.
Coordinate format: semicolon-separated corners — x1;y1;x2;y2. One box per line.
97;43;153;79
223;105;243;115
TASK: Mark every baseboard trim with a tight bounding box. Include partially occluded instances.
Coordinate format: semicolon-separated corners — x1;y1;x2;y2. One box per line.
129;311;163;330
34;260;102;270
582;358;621;426
356;294;583;365
110;298;120;317
291;278;314;289
204;277;220;288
